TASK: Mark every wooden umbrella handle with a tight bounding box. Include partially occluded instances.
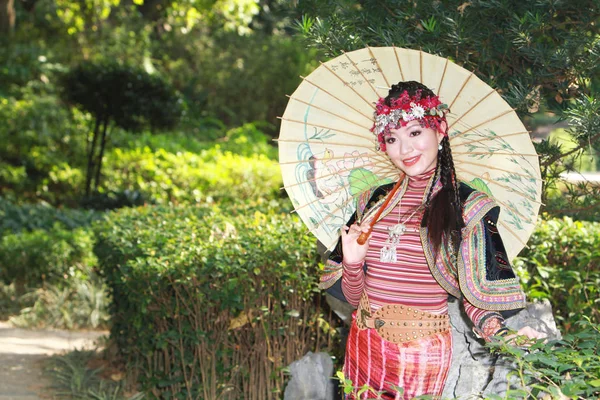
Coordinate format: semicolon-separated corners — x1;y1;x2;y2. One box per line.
357;229;372;245
356;175;405;245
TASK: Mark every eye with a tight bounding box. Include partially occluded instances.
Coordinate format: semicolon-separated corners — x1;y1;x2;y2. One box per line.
385;137;396;144
409;130;421;137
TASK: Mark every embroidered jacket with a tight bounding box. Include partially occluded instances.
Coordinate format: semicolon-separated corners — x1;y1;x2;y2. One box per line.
319;179;527;313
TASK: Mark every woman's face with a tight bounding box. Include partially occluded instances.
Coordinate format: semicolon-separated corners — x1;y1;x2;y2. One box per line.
384;120;445;177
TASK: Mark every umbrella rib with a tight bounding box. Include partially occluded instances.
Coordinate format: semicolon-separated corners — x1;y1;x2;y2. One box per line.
448;72;474;112
493;198;534;224
367;46;390;89
300;75;374;120
437;58;449;96
453;151;539;157
498;220;530;249
449;109;515;141
319;62;375;110
278;117;375;143
457;159;543;182
453;131;531;147
455;166;543;205
448;89;495;130
394;47;405;81
419;50;423;83
343;51;379;99
286;95;372;129
278;151;388;166
275;138;375;149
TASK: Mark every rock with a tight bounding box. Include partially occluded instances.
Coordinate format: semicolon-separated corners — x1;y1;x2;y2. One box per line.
443;298;561;399
283;351;335;400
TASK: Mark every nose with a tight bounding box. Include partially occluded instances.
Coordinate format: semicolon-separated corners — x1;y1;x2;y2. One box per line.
397;139;413;156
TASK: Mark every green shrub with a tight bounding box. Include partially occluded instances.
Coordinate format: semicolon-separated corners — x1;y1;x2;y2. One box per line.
0;225;97;291
515;216;600;332
486;320;600;399
0;197;100;236
94;203;337;399
60;61;183;133
109;122;277;161
10;275;110;330
101;146;281;205
0;92;89;205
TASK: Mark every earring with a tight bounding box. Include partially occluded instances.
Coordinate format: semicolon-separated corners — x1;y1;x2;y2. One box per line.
438;143;443;151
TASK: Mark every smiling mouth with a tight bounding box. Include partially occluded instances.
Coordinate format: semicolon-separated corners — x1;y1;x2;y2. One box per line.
402;155;421;167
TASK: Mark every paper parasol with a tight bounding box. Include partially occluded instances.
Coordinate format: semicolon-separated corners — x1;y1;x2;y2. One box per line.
277;47;542;261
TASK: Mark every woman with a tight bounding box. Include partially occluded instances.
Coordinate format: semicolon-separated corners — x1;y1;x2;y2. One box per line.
319;81;544;399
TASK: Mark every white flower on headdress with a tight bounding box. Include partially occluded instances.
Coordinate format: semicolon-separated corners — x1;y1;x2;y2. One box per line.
411;105;425;119
401;110;414;122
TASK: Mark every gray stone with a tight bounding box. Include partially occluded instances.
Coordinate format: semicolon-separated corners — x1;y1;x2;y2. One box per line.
443;298;561;399
283;351;335;400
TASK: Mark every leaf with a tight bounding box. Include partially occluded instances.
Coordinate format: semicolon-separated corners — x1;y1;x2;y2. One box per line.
589;379;600;388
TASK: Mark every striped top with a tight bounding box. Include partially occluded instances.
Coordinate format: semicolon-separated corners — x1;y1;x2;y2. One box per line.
342;169;497;327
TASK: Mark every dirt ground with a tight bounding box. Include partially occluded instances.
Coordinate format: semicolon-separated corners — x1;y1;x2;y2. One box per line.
0;321;107;400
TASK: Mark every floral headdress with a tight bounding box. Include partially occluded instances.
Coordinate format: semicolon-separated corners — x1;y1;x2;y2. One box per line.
371;89;449;151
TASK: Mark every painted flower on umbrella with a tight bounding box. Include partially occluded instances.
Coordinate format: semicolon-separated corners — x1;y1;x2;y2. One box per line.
335;151;370;178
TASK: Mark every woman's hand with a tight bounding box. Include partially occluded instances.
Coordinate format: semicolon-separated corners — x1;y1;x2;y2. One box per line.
502;326;547;347
516;326;547;340
341;223;371;265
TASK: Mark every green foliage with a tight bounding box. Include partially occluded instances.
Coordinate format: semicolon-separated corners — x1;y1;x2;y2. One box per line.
515;217;600;331
0;283;34;320
44;349;143;400
110;122;278;160
94;203;337;398
0;197;100;236
61;61;183;132
100;144;281;205
487;320;600;399
0;225;97;290
0;91;89;204
10;275;110;330
156;30;320;135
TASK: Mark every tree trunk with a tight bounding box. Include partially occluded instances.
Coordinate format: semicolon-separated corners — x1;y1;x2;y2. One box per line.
93;118;110;192
0;0;15;35
85;117;101;197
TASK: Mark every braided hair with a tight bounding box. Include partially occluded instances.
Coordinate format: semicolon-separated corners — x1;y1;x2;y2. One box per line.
384;81;464;257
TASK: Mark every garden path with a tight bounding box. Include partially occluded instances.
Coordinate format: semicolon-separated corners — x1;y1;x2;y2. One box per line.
0;321;107;400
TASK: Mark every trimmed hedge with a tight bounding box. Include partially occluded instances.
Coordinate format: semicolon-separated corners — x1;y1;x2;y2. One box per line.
515;216;600;332
94;203;337;399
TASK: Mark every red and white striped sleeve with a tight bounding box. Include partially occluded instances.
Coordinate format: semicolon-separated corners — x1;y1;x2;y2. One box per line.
341;260;366;307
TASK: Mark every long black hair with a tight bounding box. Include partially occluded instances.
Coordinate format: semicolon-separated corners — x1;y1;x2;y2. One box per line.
384;81;464;256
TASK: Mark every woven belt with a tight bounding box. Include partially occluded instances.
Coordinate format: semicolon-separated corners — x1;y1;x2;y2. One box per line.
356;292;450;344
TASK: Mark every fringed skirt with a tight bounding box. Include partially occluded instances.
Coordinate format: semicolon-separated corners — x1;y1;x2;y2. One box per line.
343;311;452;400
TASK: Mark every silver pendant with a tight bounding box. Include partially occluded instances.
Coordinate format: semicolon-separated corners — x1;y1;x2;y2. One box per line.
380;245;397;262
388;223;407;237
380;223;405;262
